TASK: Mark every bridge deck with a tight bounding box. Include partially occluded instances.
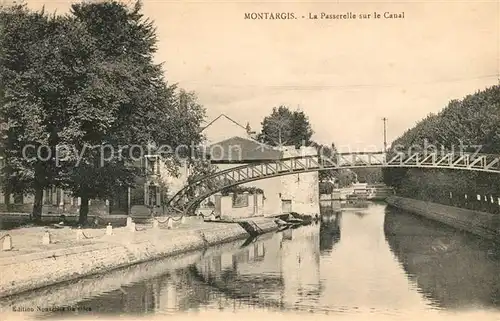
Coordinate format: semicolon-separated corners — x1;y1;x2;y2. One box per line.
166;152;500;215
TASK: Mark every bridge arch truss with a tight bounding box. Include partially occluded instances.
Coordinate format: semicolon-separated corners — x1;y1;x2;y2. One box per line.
165;152;500;215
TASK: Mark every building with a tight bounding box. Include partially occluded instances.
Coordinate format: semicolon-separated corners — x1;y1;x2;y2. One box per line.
0;153;190;218
108;155;191;217
0;113;321;219
199;114;320;217
279;146;320;215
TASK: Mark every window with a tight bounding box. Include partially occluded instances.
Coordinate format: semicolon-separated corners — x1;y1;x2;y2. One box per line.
256;243;265;258
232;193;249;208
130;187;144;205
55;188;62;206
63;192;73;205
145;156;159;175
148;184;159;206
44;188;56;205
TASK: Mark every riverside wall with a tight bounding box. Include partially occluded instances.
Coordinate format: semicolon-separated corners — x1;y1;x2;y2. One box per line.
0;236;266;310
386;196;500;241
0;219;278;299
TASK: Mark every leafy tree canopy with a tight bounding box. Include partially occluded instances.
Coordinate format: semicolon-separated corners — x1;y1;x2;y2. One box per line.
383;85;500;212
258;106;313;148
0;1;206;224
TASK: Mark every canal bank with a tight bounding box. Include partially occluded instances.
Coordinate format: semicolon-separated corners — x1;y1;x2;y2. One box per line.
386;196;500;241
0;217;279;299
0;233;278;311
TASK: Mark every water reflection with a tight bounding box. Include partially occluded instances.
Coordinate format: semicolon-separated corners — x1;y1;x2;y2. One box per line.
384;206;500;310
7;203;500;318
319;211;341;254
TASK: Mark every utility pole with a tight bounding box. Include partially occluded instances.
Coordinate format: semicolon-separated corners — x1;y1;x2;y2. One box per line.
382;117;388;152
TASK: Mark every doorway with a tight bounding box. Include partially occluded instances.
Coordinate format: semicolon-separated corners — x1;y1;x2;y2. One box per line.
281;199;292;213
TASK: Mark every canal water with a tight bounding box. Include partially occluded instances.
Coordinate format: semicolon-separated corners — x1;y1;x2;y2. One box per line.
4;202;500;319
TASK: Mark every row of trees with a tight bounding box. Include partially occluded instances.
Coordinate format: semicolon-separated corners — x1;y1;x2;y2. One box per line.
383;85;500;213
0;1;205;224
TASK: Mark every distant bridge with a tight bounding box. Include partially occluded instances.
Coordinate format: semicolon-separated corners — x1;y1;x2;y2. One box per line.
166;151;500;215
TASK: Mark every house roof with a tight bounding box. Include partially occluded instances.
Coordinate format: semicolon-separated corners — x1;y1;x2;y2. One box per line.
205;136;282;163
200;114;248;133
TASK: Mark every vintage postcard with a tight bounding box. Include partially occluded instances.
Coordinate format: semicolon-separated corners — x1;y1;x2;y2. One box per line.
0;0;499;320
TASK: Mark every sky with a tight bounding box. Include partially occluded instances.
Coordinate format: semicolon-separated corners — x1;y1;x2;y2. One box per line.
24;0;500;150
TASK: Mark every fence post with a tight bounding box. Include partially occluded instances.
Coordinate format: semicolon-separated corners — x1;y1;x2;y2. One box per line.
106;223;113;235
42;230;51;245
2;234;12;251
76;227;83;241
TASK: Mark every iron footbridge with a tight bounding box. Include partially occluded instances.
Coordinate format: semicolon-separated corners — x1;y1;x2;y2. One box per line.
165;151;500;215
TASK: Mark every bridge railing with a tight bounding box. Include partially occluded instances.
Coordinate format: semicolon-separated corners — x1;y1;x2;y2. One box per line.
384;151;500;170
165;151;500;214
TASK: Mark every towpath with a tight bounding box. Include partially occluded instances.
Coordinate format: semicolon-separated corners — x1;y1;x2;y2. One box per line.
0;217;212;259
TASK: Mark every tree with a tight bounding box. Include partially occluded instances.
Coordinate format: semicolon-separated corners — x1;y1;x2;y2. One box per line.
351;168;383;184
258;106;313;148
311;141;337;182
336;169;357;188
0;4;70;222
67;1;205;221
383;85;500;212
0;1;206;224
319;181;335;194
61;0;204;224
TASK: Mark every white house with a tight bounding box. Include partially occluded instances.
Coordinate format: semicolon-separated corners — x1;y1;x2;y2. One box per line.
279;145;320;216
199;114;320;217
0;113;320;219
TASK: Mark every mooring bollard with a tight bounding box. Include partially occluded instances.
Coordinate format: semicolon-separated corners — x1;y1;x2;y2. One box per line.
106;223;113;236
152;218;159;229
167;217;173;229
2;234;12;251
42;230;51;245
76;227;83;241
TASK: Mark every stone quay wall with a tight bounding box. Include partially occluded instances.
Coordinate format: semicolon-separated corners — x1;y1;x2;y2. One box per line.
0;219;278;299
386;196;500;241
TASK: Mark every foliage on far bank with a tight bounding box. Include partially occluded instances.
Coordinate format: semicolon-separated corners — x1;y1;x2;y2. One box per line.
383;85;500;213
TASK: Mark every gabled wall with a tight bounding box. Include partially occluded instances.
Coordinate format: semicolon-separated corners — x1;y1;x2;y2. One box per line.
196;114;320;217
279;146;320;215
201;114;253;145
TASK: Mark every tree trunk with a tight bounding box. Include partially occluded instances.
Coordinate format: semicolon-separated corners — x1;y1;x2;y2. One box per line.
32;187;43;223
4;187;10;212
79;195;89;226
